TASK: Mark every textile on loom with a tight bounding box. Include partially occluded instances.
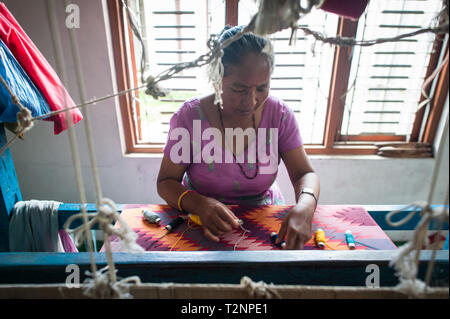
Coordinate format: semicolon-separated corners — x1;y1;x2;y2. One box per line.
0;3;82;134
0;39;51;122
9;200;77;252
104;205;397;251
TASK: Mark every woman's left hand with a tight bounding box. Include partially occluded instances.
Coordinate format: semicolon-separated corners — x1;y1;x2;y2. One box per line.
276;205;314;250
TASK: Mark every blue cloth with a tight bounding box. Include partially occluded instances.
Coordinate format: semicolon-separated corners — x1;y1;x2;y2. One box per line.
444;233;449;250
0;39;50;123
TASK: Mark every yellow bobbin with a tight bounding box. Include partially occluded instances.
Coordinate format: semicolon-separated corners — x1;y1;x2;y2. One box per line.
315;228;326;248
189;213;202;226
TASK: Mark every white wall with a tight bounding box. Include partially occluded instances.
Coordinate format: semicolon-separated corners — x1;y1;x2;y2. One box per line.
3;0;449;206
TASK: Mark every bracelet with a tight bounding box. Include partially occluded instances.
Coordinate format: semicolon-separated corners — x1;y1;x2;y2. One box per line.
177;190;196;212
300;187;318;210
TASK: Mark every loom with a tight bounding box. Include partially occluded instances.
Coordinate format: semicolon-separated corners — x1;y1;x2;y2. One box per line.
0;0;449;299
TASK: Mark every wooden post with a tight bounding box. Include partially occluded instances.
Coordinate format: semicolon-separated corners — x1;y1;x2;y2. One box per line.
0;124;22;252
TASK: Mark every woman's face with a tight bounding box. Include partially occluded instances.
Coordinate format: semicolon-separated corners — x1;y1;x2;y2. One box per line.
221;52;272;119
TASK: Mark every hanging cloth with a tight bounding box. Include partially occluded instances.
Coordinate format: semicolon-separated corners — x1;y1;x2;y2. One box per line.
9;200;78;252
0;39;51;123
0;3;83;135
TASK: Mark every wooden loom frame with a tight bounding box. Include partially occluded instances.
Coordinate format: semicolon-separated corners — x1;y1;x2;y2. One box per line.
1;123;449;297
0;0;449;298
0;191;448;296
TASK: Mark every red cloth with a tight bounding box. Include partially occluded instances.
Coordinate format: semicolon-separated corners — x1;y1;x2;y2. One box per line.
319;0;369;20
0;3;82;135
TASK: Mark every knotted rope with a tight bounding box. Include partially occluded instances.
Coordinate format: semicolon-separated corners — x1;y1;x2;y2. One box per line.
47;0;145;298
83;265;141;299
386;115;449;298
387;202;448;298
0;75;34;154
251;0;321;37
240;276;282;299
63;199;144;254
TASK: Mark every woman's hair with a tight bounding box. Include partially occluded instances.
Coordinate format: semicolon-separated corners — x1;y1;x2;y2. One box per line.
217;25;274;76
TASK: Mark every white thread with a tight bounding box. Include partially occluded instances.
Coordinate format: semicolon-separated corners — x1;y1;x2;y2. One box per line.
63;0;145;289
234;221;250;251
416;52;449;113
47;0;144;298
45;0;99;282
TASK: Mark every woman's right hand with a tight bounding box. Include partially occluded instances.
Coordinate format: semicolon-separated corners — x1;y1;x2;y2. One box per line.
194;197;240;242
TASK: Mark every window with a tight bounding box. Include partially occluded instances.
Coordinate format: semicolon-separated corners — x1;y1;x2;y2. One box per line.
107;0;448;155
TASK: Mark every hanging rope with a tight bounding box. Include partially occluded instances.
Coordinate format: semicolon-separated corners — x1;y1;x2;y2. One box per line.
64;198;145;254
298;23;449;48
45;0;99;285
63;0;144;295
45;0;145;298
386;115;449;298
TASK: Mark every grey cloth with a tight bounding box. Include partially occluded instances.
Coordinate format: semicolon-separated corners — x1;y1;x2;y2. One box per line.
9;200;61;252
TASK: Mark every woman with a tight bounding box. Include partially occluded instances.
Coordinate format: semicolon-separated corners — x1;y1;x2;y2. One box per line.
157;26;320;250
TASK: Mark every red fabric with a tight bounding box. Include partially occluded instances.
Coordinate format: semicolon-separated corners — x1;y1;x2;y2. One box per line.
319;0;369;20
0;3;82;134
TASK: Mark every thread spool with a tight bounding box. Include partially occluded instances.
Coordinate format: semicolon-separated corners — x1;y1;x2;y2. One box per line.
270;232;286;248
345;230;356;250
142;210;161;224
315;229;326;248
165;216;184;232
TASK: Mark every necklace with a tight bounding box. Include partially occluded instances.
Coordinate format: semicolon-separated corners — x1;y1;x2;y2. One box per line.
218;107;259;180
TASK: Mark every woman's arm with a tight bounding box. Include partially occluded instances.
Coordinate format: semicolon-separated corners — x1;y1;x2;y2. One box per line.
278;146;320;249
157;154;240;242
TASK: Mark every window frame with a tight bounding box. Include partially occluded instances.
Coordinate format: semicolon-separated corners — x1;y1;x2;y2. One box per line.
107;0;449;156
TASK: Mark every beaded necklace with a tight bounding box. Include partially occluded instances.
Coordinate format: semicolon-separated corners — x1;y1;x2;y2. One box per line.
218;107;259;180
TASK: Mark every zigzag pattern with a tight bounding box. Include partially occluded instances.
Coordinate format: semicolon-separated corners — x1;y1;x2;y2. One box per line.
104;204;397;252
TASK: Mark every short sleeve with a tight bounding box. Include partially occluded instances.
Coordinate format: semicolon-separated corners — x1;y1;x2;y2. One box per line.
277;102;303;154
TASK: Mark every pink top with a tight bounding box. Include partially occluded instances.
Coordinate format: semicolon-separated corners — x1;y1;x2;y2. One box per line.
164;95;303;205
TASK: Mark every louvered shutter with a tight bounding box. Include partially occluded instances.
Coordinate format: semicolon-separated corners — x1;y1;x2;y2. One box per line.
340;0;444;139
131;0;224;144
239;0;339;144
